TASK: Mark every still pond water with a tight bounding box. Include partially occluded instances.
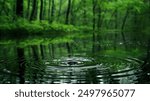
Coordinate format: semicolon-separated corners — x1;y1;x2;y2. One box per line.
0;32;149;84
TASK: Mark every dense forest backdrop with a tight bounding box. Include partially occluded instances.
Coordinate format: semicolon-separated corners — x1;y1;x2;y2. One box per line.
1;0;150;57
0;0;149;31
0;0;150;84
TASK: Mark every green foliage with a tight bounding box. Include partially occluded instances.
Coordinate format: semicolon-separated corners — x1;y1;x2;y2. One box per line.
0;16;12;23
0;0;149;57
39;21;50;30
50;22;78;32
50;37;74;44
0;17;79;36
15;19;43;33
105;0;144;12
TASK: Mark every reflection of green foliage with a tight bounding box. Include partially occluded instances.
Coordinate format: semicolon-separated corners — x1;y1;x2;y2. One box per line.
18;38;44;47
50;37;73;44
144;27;150;36
101;49;143;58
77;26;93;31
0;40;15;45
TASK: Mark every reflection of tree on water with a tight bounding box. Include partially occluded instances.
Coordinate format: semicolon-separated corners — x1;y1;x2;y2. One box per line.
85;68;99;84
0;45;20;83
136;62;150;83
103;72;119;84
40;44;45;59
66;42;72;57
49;44;55;59
0;34;147;84
27;45;46;83
17;47;26;84
137;40;150;83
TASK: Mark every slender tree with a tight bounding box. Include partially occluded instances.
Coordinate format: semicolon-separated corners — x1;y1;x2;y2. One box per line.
83;0;87;25
97;5;101;29
70;0;75;25
16;0;23;17
30;0;38;20
48;0;51;22
50;0;55;23
65;0;72;57
57;0;63;21
65;0;71;24
43;0;47;19
26;0;31;19
40;0;44;21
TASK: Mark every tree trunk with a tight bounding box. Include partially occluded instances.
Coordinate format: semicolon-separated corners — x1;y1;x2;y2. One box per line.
70;0;75;25
57;0;63;21
43;0;47;20
40;0;43;21
30;0;38;21
83;0;87;25
26;0;31;19
97;5;101;29
48;0;51;22
50;0;55;23
65;0;71;24
16;0;23;17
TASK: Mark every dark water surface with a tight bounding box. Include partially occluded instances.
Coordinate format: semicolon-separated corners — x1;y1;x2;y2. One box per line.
0;33;149;84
